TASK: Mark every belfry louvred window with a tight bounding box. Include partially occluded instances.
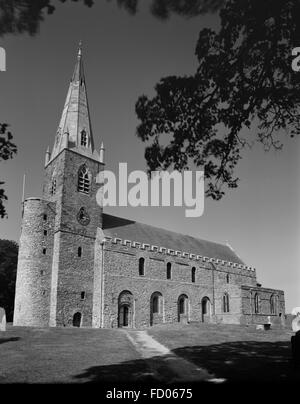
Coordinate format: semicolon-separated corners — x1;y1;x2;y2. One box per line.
78;165;90;193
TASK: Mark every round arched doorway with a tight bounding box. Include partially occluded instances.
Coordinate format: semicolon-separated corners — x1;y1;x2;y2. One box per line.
73;312;82;327
201;297;211;322
177;294;189;323
150;292;163;326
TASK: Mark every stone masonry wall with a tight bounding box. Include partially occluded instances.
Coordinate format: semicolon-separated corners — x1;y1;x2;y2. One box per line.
15;142;285;329
52;231;100;327
13;198;56;326
241;285;285;327
100;239;258;328
46;149;103;327
44;149;103;235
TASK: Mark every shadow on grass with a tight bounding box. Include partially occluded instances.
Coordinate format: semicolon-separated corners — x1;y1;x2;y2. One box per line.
172;340;298;382
73;340;300;384
0;337;20;345
74;357;157;383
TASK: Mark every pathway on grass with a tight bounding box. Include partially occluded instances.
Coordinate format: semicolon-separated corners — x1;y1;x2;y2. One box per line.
124;330;224;383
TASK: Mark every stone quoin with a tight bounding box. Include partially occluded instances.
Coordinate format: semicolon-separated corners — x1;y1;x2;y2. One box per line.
13;44;285;329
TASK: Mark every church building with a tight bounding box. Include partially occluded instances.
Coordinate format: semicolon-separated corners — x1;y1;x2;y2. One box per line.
13;46;285;329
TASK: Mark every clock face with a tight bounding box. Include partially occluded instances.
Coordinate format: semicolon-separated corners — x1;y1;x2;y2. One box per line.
77;207;90;226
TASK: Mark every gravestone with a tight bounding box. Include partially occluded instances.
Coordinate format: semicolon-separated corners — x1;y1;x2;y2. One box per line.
0;307;6;331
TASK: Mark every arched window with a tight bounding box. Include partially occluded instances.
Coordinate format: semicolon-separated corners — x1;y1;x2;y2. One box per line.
254;293;260;314
223;292;230;313
270;294;276;315
191;267;196;283
167;262;172;279
50;178;56;195
78;247;82;257
81;291;85;300
226;273;230;283
81;130;87;147
78;165;91;194
139;257;145;276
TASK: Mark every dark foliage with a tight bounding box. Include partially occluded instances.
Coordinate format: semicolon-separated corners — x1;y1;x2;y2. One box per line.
0;0;94;37
136;0;300;199
0;0;224;218
109;0;225;18
0;0;224;38
0;239;18;321
0;1;299;202
0;124;17;218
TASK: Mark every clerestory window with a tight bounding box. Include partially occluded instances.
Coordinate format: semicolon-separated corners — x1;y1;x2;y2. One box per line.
139;257;145;276
191;267;196;283
167;262;172;279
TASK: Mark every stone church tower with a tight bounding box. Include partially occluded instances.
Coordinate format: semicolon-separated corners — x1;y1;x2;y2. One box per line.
13;45;105;327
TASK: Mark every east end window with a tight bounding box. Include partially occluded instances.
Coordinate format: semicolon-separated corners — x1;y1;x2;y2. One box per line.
223;292;230;313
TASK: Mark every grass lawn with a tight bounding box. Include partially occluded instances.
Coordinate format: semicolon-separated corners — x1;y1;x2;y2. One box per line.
148;323;299;383
0;325;149;383
0;323;299;383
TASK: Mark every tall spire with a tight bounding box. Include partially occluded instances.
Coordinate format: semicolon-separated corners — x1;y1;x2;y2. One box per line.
72;40;83;82
49;42;98;162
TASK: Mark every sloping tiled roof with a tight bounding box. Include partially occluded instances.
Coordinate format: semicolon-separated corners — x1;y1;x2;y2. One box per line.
102;214;244;265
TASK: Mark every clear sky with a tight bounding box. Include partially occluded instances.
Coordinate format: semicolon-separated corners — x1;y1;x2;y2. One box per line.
0;0;299;312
